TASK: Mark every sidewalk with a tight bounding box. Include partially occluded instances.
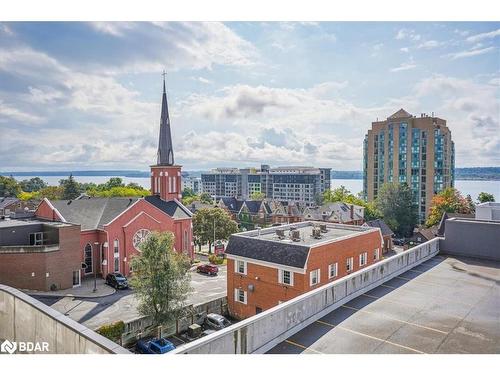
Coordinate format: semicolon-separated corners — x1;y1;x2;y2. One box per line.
25;278;115;298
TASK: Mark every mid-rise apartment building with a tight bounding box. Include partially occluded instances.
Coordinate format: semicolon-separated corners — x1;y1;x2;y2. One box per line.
181;176;202;194
226;221;383;319
363;109;455;222
202;165;331;206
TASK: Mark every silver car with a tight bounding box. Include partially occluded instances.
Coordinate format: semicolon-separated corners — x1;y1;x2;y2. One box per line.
204;313;231;331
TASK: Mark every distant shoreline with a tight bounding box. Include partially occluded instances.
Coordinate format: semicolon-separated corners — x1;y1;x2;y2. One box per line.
1;168;499;181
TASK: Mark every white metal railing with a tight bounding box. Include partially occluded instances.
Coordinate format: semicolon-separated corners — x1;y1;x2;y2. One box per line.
170;238;440;354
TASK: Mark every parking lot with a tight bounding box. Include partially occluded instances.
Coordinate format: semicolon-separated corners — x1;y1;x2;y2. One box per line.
268;256;500;354
33;265;227;330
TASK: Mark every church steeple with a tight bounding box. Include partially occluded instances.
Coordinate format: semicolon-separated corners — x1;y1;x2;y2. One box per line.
157;71;174;166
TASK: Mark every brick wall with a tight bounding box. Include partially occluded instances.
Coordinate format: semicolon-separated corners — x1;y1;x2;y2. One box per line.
0;224;82;291
227;229;383;319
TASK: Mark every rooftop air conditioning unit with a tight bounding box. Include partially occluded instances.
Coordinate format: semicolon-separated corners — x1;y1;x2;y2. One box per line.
276;229;285;239
319;223;328;233
291;229;301;242
312;227;322;239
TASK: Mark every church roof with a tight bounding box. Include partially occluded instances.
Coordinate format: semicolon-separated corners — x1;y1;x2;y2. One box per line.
144;195;192;219
388;108;412;119
156;74;175;166
51;197;139;230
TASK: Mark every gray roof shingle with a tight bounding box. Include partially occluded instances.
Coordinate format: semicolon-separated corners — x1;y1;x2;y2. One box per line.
144;195;192;219
225;234;310;269
364;219;394;237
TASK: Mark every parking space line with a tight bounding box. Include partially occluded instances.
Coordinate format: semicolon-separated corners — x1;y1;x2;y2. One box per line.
315;320;425;354
284;339;323;354
340;304;448;334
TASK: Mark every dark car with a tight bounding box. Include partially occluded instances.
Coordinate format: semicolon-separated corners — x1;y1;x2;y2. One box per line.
393;238;406;246
135;338;175;354
204;313;231;331
196;263;219;276
105;272;128;289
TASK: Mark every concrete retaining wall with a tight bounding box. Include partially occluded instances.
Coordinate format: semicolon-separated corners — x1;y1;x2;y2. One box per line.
440;218;500;261
0;284;130;354
170;238;440;354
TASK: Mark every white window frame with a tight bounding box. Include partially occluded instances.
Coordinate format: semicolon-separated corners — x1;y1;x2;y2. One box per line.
346;257;354;272
234;288;247;304
328;263;338;279
309;269;320;286
235;260;247;275
374;248;380;261
278;269;294;286
113;239;120;272
359;252;368;267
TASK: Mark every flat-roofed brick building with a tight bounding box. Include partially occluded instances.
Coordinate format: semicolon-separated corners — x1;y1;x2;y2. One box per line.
226;221;383;319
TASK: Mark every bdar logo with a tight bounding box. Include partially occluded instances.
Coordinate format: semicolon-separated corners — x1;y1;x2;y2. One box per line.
1;339;17;354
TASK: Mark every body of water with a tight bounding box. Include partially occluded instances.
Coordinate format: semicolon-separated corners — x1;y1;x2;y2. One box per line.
11;175;500;201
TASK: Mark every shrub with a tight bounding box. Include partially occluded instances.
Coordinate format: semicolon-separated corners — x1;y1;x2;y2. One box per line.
208;254;224;265
96;320;125;342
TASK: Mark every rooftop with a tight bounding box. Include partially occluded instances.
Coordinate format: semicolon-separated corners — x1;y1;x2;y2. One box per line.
268;255;500;354
236;221;374;247
0;218;71;229
226;222;378;269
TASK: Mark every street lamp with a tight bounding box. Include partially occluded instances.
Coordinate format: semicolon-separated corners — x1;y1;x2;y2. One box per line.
93;241;99;292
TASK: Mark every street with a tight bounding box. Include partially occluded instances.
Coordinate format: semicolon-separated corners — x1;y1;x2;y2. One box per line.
33;265;227;330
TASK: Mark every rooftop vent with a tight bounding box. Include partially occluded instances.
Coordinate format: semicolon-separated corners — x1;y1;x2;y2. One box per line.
319;223;328;233
311;227;322;239
276;229;285;239
291;229;301;242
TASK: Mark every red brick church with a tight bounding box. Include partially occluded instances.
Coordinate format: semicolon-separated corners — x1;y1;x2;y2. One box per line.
35;76;193;283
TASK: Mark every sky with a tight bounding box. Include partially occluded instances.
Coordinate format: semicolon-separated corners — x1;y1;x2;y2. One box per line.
0;21;499;172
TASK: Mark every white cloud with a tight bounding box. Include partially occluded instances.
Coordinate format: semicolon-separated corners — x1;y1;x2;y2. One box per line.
395;29;421;41
448;46;495;60
417;40;441;49
400;47;409;53
390;62;417;72
0;99;45;124
89;22;136;37
466;28;500;43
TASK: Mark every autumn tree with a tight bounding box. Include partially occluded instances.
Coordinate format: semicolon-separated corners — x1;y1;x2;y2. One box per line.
426;187;474;227
129;231;192;328
323;185;381;221
192;207;238;252
250;192;266;200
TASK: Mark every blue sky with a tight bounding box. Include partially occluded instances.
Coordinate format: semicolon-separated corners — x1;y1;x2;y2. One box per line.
0;22;498;171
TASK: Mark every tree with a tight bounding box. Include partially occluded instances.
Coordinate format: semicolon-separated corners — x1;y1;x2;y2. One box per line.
129;231;192;328
250;192;265;200
60;174;81;200
478;192;495;203
0;176;21;197
466;194;475;214
199;192;213;204
182;187;196;198
86;186;150;198
38;186;64;200
103;177;124;190
19;177;47;192
426;187;474;227
192;207;238;252
375;182;417;237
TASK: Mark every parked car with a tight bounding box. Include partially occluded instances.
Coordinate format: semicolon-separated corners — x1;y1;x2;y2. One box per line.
196;263;219;276
204;313;231;331
393;238;405;246
135;338;175;354
105;272;128;289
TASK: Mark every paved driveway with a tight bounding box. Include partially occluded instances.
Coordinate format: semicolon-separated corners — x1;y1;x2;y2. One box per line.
33;266;227;330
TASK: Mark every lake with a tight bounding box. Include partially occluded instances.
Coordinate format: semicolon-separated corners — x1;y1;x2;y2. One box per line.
11;175;500;201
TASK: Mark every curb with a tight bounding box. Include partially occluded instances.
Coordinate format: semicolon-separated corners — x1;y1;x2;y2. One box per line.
26;287;116;299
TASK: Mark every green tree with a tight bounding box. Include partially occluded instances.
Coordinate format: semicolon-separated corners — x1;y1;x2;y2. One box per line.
192;207;238;253
182;187;196;198
129;232;192;328
87;186;150;198
104;177;124;190
199;192;214;204
250;192;265;200
478;192;495;203
375;182;417;237
19;177;48;192
60;174;81;200
38;186;64;200
426;187;474;227
0;176;21;197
